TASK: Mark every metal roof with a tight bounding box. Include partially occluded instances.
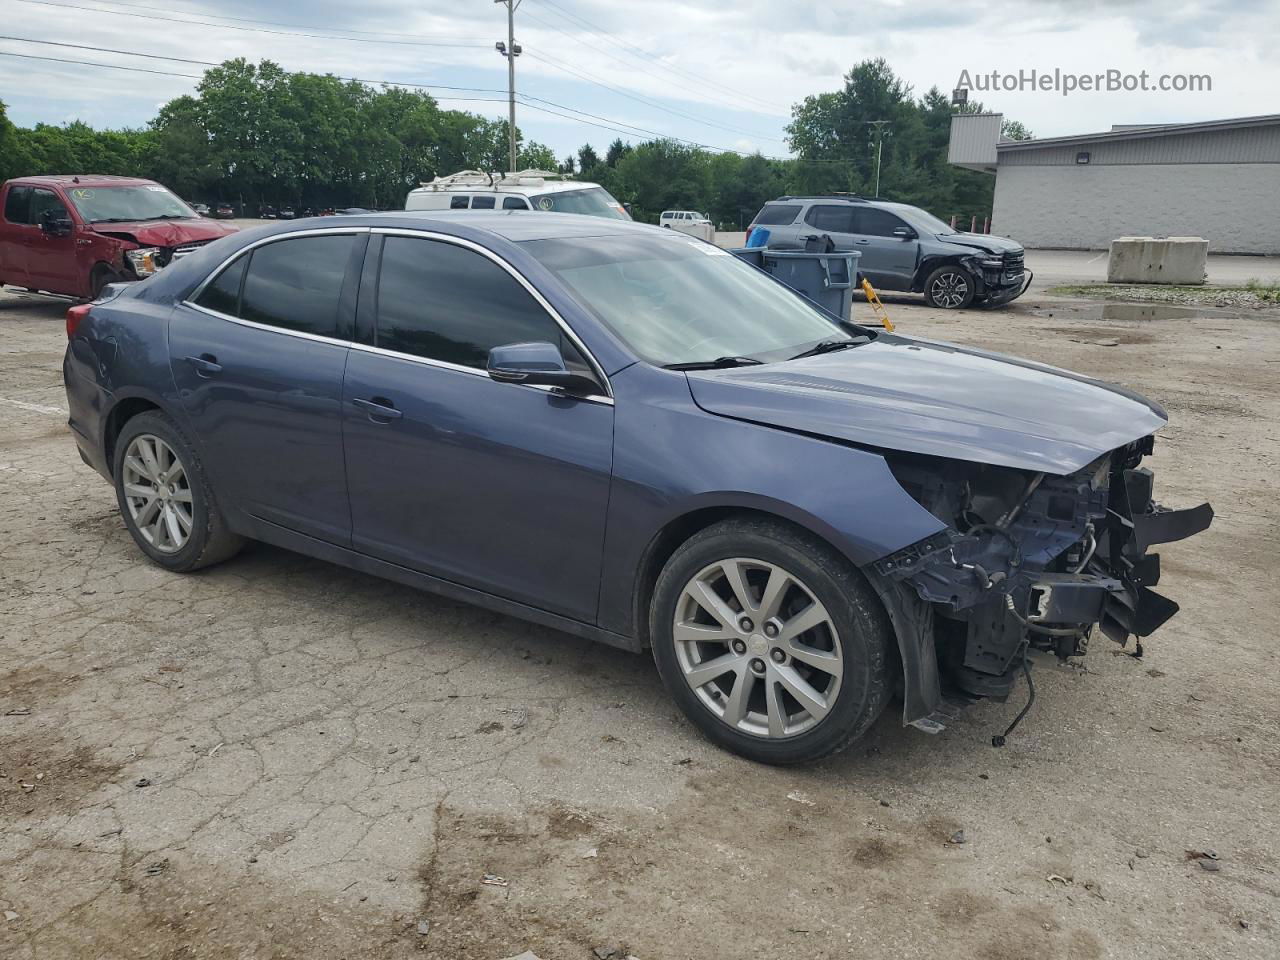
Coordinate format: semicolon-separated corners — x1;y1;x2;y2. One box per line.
997;113;1280;153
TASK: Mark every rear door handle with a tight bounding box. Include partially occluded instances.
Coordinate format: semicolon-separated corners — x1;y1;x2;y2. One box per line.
184;354;222;377
855;239;871;245
352;397;403;421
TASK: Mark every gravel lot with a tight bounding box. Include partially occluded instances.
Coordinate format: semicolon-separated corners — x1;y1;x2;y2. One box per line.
1;283;1277;960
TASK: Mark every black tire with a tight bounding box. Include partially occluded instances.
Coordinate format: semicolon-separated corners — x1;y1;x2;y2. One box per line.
112;411;244;572
923;264;976;309
89;264;120;301
650;517;894;764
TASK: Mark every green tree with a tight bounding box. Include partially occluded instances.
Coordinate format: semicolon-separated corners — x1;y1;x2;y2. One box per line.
576;143;600;175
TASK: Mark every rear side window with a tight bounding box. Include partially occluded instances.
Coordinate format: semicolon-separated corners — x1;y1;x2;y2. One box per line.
195;256;247;316
854;207;908;237
450;195;470;209
239;235;357;338
502;196;528;210
470;195;496;209
805;204;856;233
375;236;580;371
752;204;800;226
3;186;32;224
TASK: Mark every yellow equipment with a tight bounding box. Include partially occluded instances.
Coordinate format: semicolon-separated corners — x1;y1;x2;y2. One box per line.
860;278;895;332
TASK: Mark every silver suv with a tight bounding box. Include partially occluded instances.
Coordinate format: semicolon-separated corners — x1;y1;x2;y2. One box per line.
747;196;1031;309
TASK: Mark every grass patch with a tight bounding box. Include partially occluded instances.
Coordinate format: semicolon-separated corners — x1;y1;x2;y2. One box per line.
1047;280;1280;306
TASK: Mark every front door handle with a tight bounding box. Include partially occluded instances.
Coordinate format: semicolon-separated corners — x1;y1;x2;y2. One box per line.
184;354;222;377
855;238;871;245
352;397;403;421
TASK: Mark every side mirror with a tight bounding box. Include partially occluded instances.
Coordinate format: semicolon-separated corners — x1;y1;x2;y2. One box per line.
41;211;73;236
487;341;599;395
892;226;916;240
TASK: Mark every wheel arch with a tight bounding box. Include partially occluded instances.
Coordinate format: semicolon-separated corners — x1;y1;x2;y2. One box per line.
633;503;939;729
910;253;974;293
101;392;171;471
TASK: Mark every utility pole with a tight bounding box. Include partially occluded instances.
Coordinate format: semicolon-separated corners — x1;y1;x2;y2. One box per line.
866;120;890;198
494;0;522;173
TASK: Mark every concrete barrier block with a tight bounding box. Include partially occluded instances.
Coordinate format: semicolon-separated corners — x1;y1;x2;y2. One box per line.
1107;236;1208;285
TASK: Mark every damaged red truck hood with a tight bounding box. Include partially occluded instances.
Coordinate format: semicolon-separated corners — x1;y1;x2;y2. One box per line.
92;219;239;246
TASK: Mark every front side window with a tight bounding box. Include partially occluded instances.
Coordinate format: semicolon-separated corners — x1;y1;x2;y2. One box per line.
238;235;356;338
3;186;31;224
502;196;528;210
64;184;194;223
525;233;848;367
855;208;909;237
805;204;856;233
375;236;584;372
30;189;69;224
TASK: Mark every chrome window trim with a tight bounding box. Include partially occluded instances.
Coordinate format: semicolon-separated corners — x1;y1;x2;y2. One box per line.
179;224;614;405
371;227;613;399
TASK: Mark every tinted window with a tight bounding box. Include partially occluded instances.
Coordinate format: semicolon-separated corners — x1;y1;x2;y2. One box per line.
3;186;31;224
450;195;469;209
30;189;69;223
805;204;856;233
376;237;574;371
470;195;495;209
195;256;247;316
752;204;800;226
239;235;356;338
855;207;908;237
502;196;528;210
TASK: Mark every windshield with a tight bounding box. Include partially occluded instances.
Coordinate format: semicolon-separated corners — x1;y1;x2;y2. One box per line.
530;186;630;220
66;185;196;223
524;234;852;366
900;205;958;235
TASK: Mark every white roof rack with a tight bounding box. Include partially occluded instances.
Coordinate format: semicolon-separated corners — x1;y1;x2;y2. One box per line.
416;170;496;191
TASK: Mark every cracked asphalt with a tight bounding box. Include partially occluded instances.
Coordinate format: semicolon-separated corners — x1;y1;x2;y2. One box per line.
1;284;1277;959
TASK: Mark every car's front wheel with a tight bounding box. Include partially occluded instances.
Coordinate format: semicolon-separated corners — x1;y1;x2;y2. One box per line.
924;264;976;309
650;518;894;764
113;411;244;572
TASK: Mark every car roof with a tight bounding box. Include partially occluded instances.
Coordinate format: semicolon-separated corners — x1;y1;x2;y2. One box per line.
258;210;651;243
7;175;160;188
408;179;599;197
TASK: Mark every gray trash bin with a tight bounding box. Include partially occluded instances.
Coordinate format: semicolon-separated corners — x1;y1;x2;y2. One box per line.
730;247;861;321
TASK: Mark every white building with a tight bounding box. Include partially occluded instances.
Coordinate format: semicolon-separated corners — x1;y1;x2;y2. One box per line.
948;112;1280;254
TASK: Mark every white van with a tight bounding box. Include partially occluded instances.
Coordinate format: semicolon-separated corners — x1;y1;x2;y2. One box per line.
659;210;714;242
406;170;631;221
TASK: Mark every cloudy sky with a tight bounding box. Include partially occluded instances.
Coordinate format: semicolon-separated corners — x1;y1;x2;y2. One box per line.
1;0;1276;159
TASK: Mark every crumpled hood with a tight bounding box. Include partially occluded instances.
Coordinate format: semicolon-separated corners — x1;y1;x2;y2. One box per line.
685;335;1167;474
932;232;1023;257
91;219;238;247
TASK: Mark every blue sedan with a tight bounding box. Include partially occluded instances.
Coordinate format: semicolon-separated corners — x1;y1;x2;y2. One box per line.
62;212;1211;763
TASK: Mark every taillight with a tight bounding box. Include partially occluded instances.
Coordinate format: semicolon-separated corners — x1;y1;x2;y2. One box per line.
66;304;91;339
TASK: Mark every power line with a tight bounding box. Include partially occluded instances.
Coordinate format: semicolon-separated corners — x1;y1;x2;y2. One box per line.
11;0;493;49
0;50;510;105
528;0;790;114
519;4;785;124
523;48;786;144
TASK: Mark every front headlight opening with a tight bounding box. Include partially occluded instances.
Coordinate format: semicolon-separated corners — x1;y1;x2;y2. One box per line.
126;247;161;276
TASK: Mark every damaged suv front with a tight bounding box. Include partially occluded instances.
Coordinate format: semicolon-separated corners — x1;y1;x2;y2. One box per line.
878;435;1212;738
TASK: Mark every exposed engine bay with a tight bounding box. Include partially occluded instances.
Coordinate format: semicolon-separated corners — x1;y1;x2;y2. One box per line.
876;436;1213;739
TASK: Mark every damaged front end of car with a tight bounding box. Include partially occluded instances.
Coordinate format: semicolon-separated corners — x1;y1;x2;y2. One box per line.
875;436;1213;740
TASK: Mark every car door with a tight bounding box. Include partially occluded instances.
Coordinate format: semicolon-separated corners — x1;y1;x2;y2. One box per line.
849;207;919;291
170;230;365;544
26;188;79;294
341;231;614;623
0;185;33;287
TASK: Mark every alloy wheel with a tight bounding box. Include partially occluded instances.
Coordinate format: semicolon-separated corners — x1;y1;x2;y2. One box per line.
673;558;844;738
121;434;194;554
930;271;970;308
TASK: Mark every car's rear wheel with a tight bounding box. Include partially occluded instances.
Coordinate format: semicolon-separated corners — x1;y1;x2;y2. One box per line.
113;411;243;572
650;518;893;764
924;265;975;309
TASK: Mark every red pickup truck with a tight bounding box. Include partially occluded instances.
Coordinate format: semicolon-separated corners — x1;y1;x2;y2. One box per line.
0;175;238;300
